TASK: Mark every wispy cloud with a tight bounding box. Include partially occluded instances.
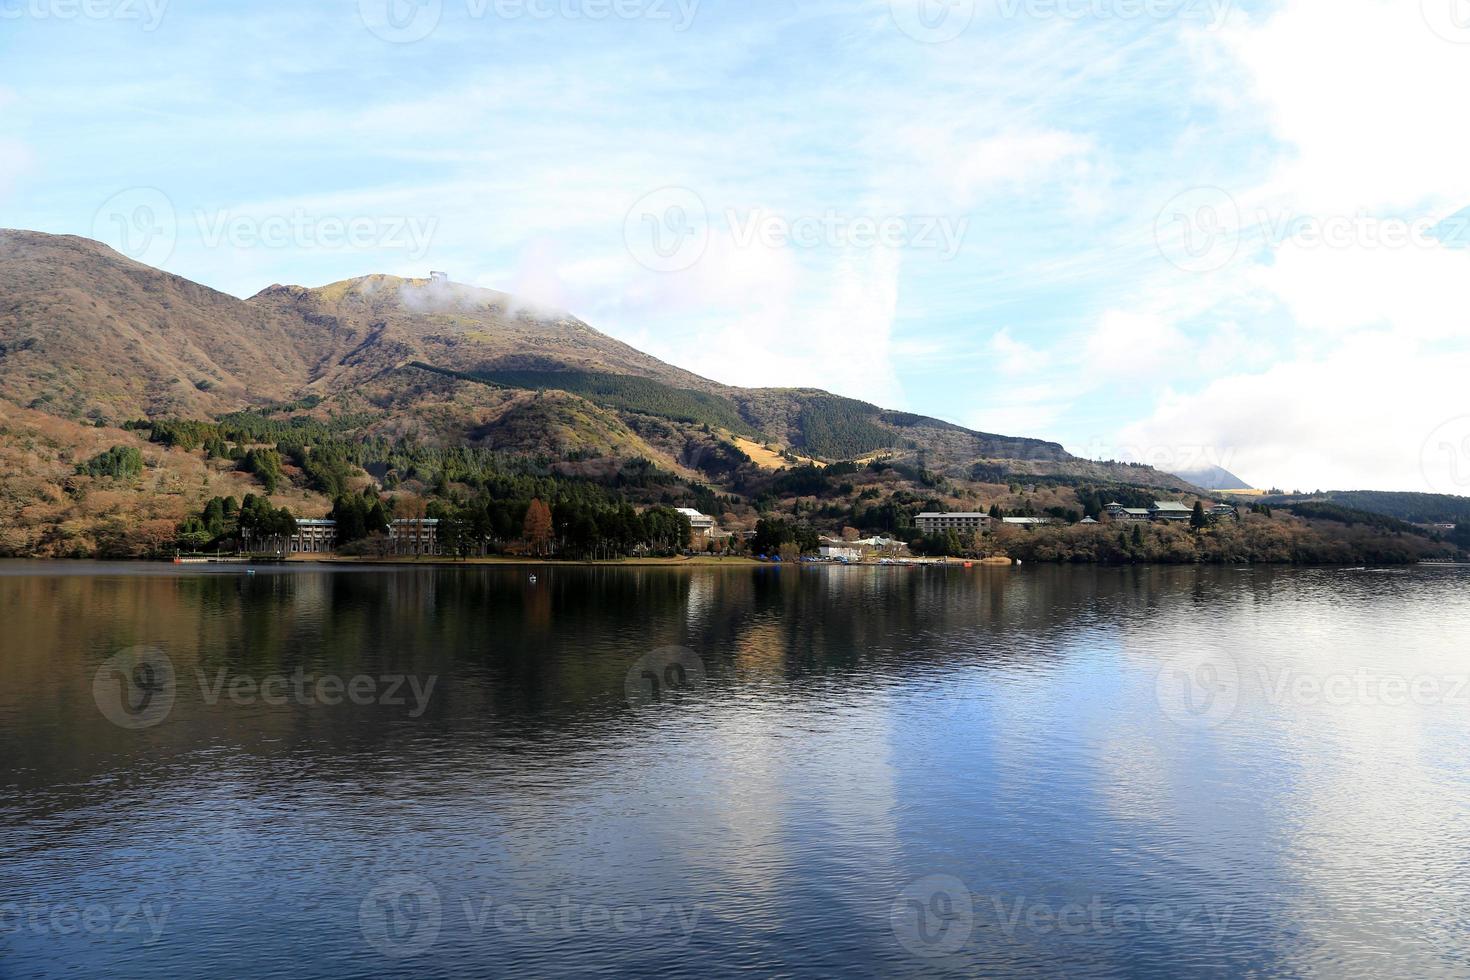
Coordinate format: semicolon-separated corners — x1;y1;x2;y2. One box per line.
3;0;1465;489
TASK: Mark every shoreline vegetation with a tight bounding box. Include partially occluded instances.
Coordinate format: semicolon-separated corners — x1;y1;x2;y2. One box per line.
277;554;1019;568
2;392;1466;569
3;235;1467;569
6;552;1463;569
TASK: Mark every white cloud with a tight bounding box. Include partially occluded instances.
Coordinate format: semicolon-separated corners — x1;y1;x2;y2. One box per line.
1119;335;1470;492
1249;230;1470;340
1082;0;1470;489
948;130;1094;206
1220;0;1470;215
1196;0;1470;347
967;383;1071;441
990;327;1049;375
620;240;906;406
1084;309;1187;381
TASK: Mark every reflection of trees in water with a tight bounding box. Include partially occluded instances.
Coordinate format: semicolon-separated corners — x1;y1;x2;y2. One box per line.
7;563;1446;825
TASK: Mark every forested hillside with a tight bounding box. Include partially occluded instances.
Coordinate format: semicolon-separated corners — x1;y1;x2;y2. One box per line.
9;228;1426;562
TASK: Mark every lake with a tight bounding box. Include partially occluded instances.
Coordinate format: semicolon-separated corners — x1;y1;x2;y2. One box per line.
3;561;1470;978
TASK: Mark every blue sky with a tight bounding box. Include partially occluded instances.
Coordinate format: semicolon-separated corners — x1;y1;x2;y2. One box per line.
3;0;1469;492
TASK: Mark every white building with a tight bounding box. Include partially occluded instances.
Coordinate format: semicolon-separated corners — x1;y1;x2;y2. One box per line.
289;518;337;554
1149;501;1194;523
915;512;990;535
675;508;717;542
389;518;440;556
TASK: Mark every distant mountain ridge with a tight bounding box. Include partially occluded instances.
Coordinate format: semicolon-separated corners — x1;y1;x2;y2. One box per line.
1170;464;1253;491
0;228;1191;491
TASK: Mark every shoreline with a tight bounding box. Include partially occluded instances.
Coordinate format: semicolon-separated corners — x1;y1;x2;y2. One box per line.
4;553;1458;568
289;555;769;568
290;555;1016;568
286;556;996;568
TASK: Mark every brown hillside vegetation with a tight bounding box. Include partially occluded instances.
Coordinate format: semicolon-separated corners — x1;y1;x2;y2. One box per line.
0;231;323;418
0;229;1279;560
0;229;1192;490
998;515;1448;565
0;399;325;557
250;274;719;394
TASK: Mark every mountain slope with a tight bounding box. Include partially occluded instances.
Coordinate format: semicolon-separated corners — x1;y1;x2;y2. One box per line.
247;274;721;395
0;231;332;418
0;229;1189;491
1170;464;1253;491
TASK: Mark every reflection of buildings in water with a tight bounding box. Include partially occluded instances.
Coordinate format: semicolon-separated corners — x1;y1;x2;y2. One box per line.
684;571;713;628
384;568;438;620
286;570;329;619
819;566;872;601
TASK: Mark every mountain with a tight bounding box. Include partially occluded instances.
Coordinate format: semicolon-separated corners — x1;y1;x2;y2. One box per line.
0;231;329;418
0;229;1244;558
0;229;1190;490
1170;465;1253;491
1263;490;1470;526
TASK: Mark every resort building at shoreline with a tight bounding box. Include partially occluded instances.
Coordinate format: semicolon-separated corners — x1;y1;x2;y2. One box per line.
915;512;991;535
289;519;338;554
284;517;443;556
389;518;440;556
675;508;718;543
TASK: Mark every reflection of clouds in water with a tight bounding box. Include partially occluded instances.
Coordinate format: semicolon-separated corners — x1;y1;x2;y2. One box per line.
1260;583;1470;975
1273;719;1464;974
687;693;903;915
1101;570;1470;973
16;564;1470;973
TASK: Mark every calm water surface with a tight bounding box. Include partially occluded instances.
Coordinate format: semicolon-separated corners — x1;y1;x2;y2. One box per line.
3;561;1470;978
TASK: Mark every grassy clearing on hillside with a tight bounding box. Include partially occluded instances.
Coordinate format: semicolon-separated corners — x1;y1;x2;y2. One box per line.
731;437;822;471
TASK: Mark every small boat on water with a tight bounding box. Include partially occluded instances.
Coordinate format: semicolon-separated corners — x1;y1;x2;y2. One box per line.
528;574;538;584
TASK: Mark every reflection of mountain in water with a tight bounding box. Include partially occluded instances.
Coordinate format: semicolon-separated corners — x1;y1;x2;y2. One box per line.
0;562;1403;816
8;563;1470;975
